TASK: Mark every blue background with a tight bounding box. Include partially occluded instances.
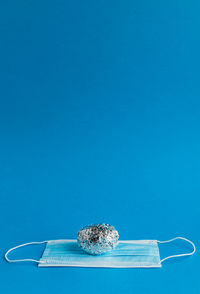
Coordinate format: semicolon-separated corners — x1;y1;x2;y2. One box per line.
0;0;199;293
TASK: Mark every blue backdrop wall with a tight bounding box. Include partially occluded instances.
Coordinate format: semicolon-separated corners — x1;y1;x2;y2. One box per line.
0;0;199;293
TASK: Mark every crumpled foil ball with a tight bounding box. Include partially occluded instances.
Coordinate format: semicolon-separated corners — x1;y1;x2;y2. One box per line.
77;223;119;255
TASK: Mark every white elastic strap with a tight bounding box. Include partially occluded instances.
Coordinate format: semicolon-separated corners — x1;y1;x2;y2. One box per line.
157;237;196;263
5;241;50;263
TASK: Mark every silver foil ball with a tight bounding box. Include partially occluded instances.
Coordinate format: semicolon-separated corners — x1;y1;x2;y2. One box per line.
77;223;119;255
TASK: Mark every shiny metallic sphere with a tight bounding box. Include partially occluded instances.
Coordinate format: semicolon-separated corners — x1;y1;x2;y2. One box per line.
77;223;119;255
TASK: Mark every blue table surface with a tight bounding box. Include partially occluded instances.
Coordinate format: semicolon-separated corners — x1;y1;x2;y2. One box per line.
0;0;199;293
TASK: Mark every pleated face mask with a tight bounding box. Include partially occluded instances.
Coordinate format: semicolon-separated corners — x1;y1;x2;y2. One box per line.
5;237;195;268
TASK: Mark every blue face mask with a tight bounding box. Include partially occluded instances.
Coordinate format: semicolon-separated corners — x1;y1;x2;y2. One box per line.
5;237;195;268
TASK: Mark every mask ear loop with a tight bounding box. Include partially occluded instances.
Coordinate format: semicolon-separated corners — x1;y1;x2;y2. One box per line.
5;241;50;263
157;237;196;263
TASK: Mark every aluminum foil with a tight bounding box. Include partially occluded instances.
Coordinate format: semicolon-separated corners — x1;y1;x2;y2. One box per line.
77;223;119;255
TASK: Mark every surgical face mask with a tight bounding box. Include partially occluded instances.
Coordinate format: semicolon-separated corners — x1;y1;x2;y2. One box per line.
5;237;195;268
